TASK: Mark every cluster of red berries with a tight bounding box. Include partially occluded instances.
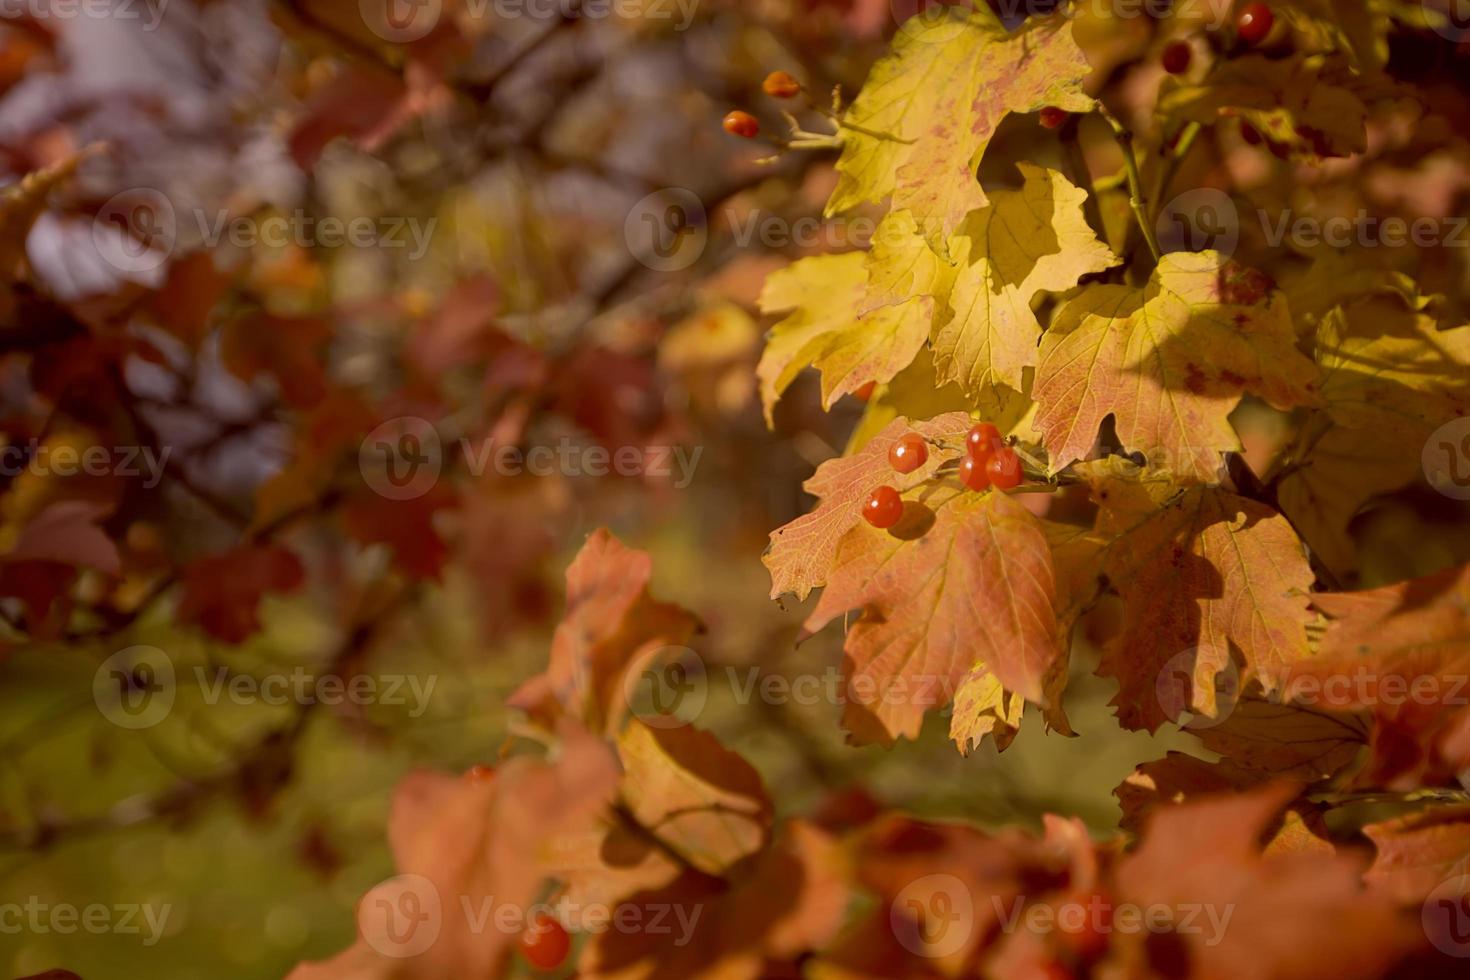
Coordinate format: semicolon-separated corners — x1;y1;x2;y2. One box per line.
861;423;1025;529
958;422;1023;493
721;71;804;140
1041;4;1274;129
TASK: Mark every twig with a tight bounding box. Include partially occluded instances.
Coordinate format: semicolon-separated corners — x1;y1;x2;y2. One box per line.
1097;104;1161;262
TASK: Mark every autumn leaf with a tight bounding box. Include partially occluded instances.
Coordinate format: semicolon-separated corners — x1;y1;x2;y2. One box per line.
616;720;773;875
509;529;701;735
1034;251;1320;481
175;543;306;644
756;245;933;425
579;820;848;980
1276;0;1389;70
1275;298;1470;575
1115;784;1416;980
1157;54;1368;162
1364;806;1470;902
764;412;972;602
826;7;1095;246
1284;562;1470;789
803;482;1065;744
1082;460;1316;732
341;483;457;582
288;722;620;980
933;163;1118;394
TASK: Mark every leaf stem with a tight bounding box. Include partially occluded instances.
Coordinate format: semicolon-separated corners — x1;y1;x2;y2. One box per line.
1098;104;1162;262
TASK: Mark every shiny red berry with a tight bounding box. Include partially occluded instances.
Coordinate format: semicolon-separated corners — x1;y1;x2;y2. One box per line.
723;110;759;138
986;448;1024;490
888;433;928;474
1162;40;1192;75
1237;3;1273;46
863;486;904;528
966;423;1003;459
959;455;991;492
762;71;801;99
519;912;570;971
464;764;496;784
1040;107;1069;130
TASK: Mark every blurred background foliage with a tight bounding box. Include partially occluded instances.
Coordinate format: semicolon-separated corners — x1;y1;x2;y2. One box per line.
2;0;1470;977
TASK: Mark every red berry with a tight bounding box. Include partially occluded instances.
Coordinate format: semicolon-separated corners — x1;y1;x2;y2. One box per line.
1162;40;1192;75
464;764;496;784
519;912;570;971
762;70;801;99
863;485;904;529
1039;107;1069;130
723;110;759;139
959;455;991;492
1240;121;1262;145
888;433;928;474
986;448;1024;490
1236;3;1273;46
966;423;1002;459
853;380;877;402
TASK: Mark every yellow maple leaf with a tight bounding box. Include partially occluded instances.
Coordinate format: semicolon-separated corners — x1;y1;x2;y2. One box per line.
1034;250;1320;482
826;7;1095;247
756;214;935;425
934;162;1118;394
